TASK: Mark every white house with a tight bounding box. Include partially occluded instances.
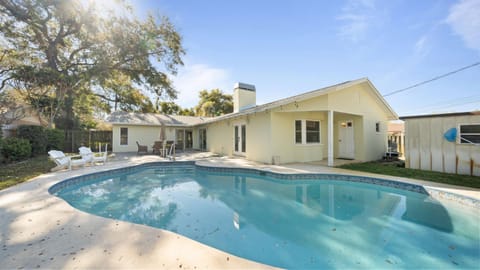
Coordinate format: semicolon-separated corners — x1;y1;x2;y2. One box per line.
108;78;398;166
1;105;48;137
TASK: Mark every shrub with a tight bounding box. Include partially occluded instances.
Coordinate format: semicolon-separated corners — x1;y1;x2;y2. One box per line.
46;128;64;151
1;137;31;162
17;125;47;156
0;126;3;163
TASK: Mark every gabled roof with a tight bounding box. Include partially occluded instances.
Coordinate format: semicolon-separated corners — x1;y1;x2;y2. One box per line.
107;78;398;127
107;111;211;126
203;77;398;123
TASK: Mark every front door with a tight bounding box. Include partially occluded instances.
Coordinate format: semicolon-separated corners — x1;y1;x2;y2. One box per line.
234;124;246;155
338;121;354;159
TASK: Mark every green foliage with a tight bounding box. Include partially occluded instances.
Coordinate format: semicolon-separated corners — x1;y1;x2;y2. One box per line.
0;155;56;190
0;0;184;129
1;137;31;162
17;125;47;156
0;127;3;163
158;101;181;115
45;129;64;151
195;89;233;117
338;161;480;189
179;108;195;116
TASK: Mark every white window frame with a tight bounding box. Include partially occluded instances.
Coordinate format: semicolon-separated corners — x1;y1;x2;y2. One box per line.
120;127;128;146
458;123;480;145
294;119;321;145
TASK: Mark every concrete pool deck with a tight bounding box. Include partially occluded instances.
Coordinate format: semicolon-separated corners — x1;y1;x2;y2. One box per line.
1;152;479;269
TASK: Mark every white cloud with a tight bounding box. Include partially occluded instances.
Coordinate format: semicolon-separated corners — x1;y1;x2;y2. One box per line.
414;35;430;56
336;0;376;42
171;63;232;108
446;0;480;51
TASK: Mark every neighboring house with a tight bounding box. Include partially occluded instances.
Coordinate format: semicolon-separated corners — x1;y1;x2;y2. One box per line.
108;78;398;166
387;121;405;156
401;111;480;176
1;105;48;137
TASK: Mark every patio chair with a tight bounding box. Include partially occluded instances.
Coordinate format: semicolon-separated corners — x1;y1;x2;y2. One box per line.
384;141;400;161
48;150;86;171
79;145;108;165
152;141;164;156
136;141;148;155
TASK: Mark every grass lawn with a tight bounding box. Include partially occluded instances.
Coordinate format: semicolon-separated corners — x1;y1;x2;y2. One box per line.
338;161;480;189
0;155;56;190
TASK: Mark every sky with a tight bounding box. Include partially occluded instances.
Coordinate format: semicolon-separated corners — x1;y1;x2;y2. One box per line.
126;0;479;116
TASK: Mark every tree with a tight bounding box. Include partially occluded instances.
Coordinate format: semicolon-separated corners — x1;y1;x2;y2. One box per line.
195;89;233;117
158;101;181;115
179;107;195;116
0;0;184;129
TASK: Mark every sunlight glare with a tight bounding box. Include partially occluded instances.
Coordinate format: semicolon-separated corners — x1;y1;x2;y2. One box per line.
86;0;131;17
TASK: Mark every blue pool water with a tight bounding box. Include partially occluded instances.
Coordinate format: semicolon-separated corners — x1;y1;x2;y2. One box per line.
53;164;480;269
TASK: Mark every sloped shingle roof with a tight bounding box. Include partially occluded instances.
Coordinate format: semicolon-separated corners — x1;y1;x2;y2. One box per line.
107;111;211;126
204;77;398;123
107;78;398;127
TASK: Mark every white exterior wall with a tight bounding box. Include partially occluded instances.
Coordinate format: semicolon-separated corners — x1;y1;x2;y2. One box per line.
243;112;272;163
204;121;232;156
327;83;390;161
404;114;480;176
271;111;326;164
204;112;271;163
204;81;392;164
110;81;394;165
112;125;176;153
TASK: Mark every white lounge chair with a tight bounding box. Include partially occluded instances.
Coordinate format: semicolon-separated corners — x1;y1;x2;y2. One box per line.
79;145;108;165
48;150;86;171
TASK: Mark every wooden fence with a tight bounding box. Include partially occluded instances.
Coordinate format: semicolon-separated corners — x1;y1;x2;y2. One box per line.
64;130;112;153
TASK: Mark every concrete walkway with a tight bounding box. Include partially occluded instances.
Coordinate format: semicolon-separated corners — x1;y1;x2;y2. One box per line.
1;152;478;269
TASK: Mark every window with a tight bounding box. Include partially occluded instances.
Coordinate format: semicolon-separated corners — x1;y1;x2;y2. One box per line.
295;120;302;144
459;124;480;144
120;127;128;145
375;122;380;133
306;120;320;143
295;120;321;144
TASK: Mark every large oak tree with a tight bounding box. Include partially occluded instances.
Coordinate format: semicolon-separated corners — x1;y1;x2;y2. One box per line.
0;0;184;129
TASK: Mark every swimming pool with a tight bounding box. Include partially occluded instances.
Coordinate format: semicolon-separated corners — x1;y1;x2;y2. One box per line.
50;162;480;269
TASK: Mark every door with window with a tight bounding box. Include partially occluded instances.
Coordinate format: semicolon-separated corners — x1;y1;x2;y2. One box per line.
176;129;184;151
185;130;193;149
234;124;246;155
338;121;354;159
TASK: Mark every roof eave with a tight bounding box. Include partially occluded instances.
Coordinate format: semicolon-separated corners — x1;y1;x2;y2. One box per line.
364;79;399;120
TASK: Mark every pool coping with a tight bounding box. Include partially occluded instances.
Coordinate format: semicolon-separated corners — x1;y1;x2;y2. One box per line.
1;156;479;269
